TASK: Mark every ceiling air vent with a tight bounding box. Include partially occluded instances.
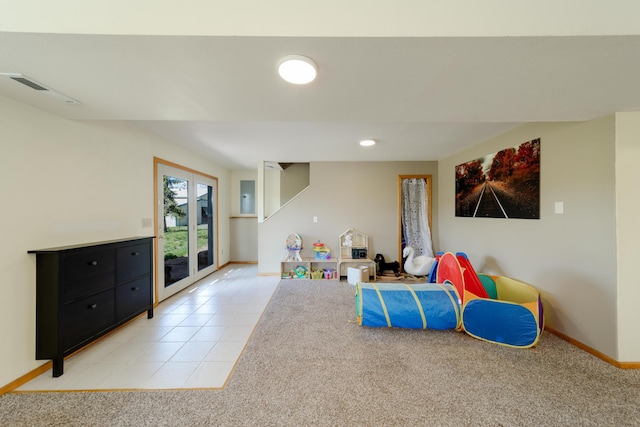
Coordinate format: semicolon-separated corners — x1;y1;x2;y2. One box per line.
11;76;49;91
1;73;81;104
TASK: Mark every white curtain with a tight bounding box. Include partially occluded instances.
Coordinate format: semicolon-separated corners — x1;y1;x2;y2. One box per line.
402;178;434;257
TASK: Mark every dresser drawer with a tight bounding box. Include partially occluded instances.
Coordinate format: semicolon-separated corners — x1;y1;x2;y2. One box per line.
63;249;115;302
116;243;151;283
62;289;115;350
116;276;152;321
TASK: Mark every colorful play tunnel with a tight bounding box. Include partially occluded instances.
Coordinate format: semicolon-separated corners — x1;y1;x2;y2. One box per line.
461;274;544;348
355;282;460;330
355;252;544;348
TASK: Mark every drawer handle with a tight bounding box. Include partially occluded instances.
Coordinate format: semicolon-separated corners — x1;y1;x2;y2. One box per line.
131;251;139;256
89;303;98;309
131;286;140;291
89;260;98;266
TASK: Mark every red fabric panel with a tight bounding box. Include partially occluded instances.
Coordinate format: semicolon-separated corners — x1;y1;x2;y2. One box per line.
436;252;465;303
456;253;489;299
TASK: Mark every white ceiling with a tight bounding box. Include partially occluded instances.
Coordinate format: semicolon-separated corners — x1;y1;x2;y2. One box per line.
1;32;640;169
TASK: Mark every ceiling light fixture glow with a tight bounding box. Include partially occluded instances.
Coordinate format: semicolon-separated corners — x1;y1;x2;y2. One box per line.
360;139;376;147
278;55;317;84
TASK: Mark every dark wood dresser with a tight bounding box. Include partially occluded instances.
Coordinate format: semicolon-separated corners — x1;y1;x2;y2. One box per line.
28;237;154;377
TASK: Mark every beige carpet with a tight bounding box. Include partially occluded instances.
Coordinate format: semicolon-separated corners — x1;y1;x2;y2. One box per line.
2;279;639;426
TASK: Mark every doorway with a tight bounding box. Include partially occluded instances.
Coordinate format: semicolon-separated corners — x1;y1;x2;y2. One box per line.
155;159;218;302
397;175;433;271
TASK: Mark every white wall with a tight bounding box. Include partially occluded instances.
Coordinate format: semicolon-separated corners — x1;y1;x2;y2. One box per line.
0;94;231;387
280;163;309;206
230;218;258;262
258;161;438;274
615;111;640;362
264;167;281;219
438;118;620;359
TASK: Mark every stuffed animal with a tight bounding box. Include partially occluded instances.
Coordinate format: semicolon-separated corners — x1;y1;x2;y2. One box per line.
374;253;400;277
402;246;435;277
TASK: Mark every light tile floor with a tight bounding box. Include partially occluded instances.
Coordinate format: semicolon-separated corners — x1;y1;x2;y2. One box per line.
17;264;280;391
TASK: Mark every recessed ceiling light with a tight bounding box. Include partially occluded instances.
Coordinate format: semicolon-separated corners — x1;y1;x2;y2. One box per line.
360;139;376;147
278;55;317;85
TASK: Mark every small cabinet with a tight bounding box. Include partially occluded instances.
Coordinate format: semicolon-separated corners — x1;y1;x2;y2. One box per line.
29;237;154;377
280;258;338;279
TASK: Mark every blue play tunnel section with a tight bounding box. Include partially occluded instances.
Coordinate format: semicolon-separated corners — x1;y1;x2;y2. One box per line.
356;282;460;330
462;299;539;347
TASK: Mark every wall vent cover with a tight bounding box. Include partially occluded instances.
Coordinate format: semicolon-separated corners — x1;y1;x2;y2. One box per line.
0;73;81;104
10;76;49;91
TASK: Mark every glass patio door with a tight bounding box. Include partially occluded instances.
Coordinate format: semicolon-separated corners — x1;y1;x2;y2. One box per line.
156;161;217;302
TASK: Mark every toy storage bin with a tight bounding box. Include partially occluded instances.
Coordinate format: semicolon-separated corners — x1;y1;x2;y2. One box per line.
348;266;369;285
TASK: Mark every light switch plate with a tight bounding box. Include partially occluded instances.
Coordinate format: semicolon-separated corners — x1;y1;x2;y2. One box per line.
554;202;564;214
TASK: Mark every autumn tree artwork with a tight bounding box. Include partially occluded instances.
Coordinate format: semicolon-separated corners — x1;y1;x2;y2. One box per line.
455;138;540;219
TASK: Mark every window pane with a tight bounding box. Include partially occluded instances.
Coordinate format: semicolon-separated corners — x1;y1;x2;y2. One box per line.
163;175;189;286
197;182;214;271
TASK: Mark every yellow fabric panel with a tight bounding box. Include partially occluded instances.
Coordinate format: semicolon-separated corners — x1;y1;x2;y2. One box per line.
495;276;539;304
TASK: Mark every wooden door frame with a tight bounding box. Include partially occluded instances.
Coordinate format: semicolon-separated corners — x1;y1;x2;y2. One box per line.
397;175;432;272
153;157;219;304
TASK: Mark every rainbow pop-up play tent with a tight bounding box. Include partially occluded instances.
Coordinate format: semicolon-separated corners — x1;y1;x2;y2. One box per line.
461;273;544;348
436;252;544;348
355;252;544;348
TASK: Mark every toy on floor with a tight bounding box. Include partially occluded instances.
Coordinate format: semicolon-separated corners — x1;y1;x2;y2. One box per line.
285;233;303;261
402;246;435;277
355;282;460;330
435;252;488;303
356;251;544;348
374;253;400;276
436;252;543;348
463;274;543;348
